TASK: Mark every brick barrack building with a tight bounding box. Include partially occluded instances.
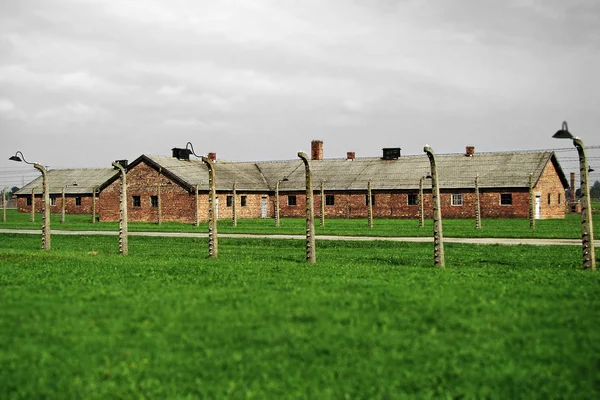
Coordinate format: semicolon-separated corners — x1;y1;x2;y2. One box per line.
15;140;569;222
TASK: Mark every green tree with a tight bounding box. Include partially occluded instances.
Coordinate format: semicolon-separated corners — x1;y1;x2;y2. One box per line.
590;180;600;200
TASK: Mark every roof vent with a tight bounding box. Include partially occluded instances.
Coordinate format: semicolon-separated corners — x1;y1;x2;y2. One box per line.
172;147;192;161
382;148;401;160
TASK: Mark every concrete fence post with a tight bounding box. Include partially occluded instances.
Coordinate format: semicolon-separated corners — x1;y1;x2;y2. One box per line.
424;146;444;268
368;180;373;228
475;175;481;229
202;156;218;258
573;138;596;270
298;152;316;263
232;182;237;227
61;186;66;224
157;169;162;225
31;188;35;222
111;162;128;255
2;187;7;223
529;173;535;230
320;180;325;227
195;184;199;227
92;186;97;224
419;176;425;228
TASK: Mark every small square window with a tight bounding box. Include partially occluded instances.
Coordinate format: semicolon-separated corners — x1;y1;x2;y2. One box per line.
50;196;57;206
226;195;233;207
75;196;82;206
132;196;141;207
151;196;159;208
451;193;463;206
408;194;418;206
241;196;247;207
365;194;376;206
288;195;297;206
500;193;512;205
326;194;335;206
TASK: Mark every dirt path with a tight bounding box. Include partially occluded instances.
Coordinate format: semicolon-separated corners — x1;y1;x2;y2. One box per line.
0;228;592;247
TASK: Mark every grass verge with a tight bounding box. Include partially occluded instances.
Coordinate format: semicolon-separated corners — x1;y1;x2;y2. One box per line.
1;233;599;398
2;209;599;239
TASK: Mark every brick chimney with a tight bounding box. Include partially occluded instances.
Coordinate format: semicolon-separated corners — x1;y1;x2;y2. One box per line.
311;140;323;160
347;151;355;160
466;146;475;157
208;152;217;161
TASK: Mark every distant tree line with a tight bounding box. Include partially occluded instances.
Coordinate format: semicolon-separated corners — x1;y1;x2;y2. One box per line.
2;186;19;200
592;180;600;201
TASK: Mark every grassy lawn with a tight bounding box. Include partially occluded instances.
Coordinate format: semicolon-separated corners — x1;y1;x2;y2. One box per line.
1;233;599;398
2;208;599;239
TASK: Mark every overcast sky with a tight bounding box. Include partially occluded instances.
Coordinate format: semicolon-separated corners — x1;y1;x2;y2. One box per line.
1;0;599;189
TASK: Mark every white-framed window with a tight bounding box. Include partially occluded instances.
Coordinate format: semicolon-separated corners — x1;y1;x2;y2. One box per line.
407;194;418;206
500;193;512;206
132;195;141;207
451;193;463;206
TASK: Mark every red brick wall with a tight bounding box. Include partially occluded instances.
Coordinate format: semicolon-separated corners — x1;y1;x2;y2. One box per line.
16;194;96;215
99;163;197;223
277;189;535;219
98;162;272;223
534;161;566;219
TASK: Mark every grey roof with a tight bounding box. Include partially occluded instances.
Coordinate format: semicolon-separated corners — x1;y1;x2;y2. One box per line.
142;155;269;192
264;151;565;191
139;150;567;192
15;168;119;195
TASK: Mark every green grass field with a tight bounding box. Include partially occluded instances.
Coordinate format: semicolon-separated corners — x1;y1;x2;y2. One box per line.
1;232;599;398
2;208;599;239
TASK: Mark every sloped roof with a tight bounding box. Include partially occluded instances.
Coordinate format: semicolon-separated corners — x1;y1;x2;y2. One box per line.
15;168;119;195
136;150;568;192
135;155;269;192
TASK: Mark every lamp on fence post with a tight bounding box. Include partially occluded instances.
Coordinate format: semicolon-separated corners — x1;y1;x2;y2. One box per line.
275;177;288;227
111;161;128;255
424;145;444;267
2;186;7;223
552;121;595;270
185;141;218;258
10;151;51;250
298;152;316;263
